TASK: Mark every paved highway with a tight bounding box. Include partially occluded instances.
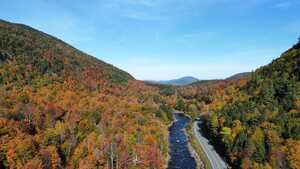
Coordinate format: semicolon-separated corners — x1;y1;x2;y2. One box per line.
193;120;227;169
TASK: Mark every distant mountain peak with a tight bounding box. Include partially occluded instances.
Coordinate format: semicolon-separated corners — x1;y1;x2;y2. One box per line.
147;76;199;86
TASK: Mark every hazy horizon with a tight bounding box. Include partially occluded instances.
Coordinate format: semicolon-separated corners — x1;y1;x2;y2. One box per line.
2;0;299;80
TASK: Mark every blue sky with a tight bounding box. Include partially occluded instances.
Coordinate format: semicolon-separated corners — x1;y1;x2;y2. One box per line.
1;0;300;80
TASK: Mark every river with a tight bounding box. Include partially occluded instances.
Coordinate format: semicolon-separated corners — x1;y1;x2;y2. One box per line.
167;113;197;169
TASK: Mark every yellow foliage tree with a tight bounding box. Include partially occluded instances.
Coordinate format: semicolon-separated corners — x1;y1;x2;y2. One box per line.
286;139;300;169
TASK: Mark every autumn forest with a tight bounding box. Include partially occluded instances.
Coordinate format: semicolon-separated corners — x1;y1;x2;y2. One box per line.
0;18;300;169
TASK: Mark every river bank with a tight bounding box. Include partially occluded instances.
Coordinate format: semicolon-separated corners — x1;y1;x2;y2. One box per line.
186;122;211;169
193;120;228;169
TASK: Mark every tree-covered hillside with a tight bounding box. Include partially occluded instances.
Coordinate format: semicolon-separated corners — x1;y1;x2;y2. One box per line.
180;40;300;169
0;19;173;169
0;19;134;86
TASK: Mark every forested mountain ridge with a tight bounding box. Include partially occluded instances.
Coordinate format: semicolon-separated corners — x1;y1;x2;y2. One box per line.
178;40;300;169
0;19;134;86
225;72;251;81
0;19;173;169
